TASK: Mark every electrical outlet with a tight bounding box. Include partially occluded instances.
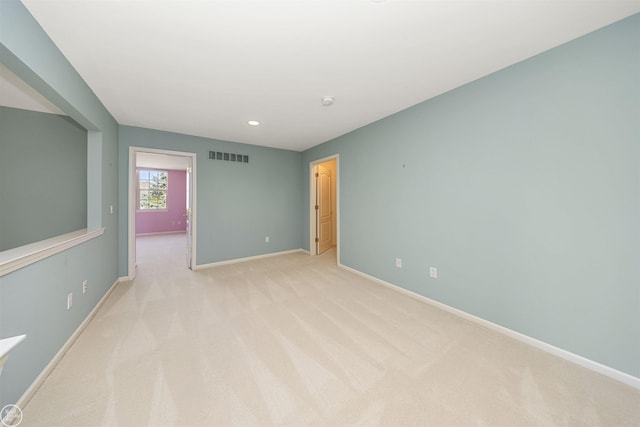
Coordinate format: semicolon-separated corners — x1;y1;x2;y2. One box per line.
430;267;438;279
265;236;270;243
395;258;402;268
82;280;88;294
67;293;73;310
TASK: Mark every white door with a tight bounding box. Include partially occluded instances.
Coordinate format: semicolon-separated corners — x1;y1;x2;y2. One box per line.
316;164;332;254
185;162;193;269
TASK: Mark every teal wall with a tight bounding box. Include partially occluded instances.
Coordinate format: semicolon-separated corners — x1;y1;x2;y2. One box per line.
302;14;640;377
118;126;302;274
0;0;119;407
0;107;87;251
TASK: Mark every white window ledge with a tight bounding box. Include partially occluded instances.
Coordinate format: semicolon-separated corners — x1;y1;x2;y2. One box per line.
0;228;105;277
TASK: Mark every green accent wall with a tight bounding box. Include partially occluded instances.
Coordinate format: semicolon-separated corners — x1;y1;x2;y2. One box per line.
0;0;119;408
118;126;302;274
0;107;87;251
302;14;640;377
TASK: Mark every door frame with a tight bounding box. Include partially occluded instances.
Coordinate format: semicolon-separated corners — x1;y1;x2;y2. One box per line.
127;146;197;280
309;154;339;262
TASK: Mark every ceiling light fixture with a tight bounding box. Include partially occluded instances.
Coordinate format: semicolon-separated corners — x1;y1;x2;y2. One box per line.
321;96;335;107
248;120;260;126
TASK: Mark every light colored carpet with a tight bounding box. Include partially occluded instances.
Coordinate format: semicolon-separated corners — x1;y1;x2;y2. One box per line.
21;234;640;426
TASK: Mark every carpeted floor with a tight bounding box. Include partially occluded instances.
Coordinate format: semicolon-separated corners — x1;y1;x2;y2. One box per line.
20;234;640;426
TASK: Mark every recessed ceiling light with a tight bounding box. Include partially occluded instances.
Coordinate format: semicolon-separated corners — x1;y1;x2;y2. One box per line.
248;120;260;126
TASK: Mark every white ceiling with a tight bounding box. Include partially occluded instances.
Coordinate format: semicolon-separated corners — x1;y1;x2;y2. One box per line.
19;0;640;151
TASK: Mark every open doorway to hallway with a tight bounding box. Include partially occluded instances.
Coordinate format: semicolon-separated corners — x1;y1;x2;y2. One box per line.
128;147;196;279
310;155;339;263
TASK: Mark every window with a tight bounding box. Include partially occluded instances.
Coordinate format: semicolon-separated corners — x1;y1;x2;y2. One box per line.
138;169;168;210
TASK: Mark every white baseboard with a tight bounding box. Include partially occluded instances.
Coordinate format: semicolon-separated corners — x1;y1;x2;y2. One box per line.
194;249;305;270
16;277;122;409
135;230;186;237
339;263;640;390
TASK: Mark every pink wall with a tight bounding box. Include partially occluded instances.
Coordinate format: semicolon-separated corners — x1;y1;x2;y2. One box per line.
136;169;187;235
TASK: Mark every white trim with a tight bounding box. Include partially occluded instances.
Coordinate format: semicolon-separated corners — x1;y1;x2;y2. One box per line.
0;335;26;377
128;148;136;280
135;230;187;237
309;154;340;264
128;147;197;280
339;263;640;390
194;249;305;270
310;162;317;255
15;277;121;409
0;228;105;277
0;335;26;362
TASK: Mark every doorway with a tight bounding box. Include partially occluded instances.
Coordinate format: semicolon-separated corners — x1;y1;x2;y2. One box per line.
127;147;197;280
310;155;339;261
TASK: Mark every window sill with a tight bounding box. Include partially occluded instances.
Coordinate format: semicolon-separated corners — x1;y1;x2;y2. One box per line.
0;228;105;277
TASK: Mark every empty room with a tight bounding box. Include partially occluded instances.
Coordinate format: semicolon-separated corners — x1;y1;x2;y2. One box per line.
0;0;639;426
